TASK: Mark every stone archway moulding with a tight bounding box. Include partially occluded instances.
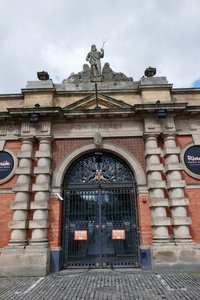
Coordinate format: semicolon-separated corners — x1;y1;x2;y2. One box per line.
52;141;146;189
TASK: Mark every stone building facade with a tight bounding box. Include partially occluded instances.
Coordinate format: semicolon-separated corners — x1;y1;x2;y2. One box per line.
0;58;200;276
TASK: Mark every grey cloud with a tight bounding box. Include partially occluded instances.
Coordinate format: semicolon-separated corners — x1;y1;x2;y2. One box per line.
0;0;200;93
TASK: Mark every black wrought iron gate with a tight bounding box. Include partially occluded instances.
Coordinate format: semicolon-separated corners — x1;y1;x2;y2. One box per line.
62;153;140;268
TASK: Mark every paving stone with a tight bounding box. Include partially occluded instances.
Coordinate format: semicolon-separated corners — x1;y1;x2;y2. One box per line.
0;270;200;300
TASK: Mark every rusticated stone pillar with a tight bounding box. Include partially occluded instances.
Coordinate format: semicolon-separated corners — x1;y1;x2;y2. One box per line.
145;134;171;243
9;137;34;246
29;137;52;246
163;134;192;243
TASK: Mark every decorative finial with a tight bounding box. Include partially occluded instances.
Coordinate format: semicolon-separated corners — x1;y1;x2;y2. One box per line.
144;67;156;77
37;71;49;81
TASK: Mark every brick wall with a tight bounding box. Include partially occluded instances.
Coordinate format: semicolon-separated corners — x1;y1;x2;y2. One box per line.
48;198;62;248
0;140;20;248
138;194;152;245
177;135;200;243
52;137;146;171
0;194;13;248
186;189;200;243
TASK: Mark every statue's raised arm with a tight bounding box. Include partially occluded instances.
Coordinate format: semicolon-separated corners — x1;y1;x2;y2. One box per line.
86;44;104;81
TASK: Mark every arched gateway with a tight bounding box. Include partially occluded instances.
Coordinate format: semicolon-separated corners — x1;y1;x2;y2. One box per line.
62;152;140;268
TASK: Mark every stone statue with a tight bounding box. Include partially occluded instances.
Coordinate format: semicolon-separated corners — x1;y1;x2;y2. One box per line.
81;64;91;82
144;67;156;77
94;132;103;148
102;62;114;81
86;44;104;80
37;71;49;81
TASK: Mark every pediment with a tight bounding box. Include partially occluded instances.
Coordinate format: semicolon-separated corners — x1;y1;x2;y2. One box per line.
63;94;132;110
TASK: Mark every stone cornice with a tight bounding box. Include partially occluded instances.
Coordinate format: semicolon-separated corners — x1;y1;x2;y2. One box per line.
0;101;200;122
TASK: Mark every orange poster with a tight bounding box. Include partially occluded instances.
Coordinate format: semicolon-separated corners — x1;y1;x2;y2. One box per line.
74;230;88;241
112;229;125;240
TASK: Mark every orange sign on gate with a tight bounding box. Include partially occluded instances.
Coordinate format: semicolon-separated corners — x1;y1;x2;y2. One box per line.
112;229;125;240
74;230;88;241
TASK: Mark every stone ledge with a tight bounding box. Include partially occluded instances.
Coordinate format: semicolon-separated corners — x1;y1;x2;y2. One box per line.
146;164;164;172
169;198;189;207
32;183;51;192
165;163;183;172
8;220;28;229
149;197;169;207
17;151;33;159
29;219;49;229
12;184;32;192
11;201;30;210
151;217;171;226
171;216;192;226
30;200;50;210
148;180;166;189
35;150;52;159
145;148;162;156
34;166;52;175
167;180;186;189
15;166;33;175
163;147;181;156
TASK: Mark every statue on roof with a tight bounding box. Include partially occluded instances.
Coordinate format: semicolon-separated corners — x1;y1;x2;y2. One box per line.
144;66;156;77
86;44;104;81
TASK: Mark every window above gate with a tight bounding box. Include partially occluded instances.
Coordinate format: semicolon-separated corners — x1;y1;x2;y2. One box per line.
63;152;134;186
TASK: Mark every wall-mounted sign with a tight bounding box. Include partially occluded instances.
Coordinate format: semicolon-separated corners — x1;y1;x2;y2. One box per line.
0;151;14;181
112;229;125;240
74;230;88;241
184;146;200;175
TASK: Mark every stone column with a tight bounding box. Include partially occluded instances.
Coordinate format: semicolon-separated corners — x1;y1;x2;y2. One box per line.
29;137;52;246
145;134;171;243
163;134;192;243
9;138;34;246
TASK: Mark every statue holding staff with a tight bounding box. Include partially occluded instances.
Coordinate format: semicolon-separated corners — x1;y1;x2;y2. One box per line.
86;44;104;80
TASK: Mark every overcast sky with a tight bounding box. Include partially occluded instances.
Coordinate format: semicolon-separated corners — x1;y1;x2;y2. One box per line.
0;0;200;94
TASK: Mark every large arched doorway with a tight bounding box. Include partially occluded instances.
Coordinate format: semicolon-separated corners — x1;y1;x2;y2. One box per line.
62;152;140;268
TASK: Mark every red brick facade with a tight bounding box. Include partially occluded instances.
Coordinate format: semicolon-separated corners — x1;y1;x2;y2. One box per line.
0;140;20;249
1;135;200;252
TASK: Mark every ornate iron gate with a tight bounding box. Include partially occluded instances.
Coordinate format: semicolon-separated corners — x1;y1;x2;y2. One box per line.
62;152;140;268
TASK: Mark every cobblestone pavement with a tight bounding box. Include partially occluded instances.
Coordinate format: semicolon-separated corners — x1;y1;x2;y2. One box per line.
1;269;200;300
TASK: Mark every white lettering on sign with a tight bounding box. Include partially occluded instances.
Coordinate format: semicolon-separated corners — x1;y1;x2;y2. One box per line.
187;155;200;161
0;160;11;167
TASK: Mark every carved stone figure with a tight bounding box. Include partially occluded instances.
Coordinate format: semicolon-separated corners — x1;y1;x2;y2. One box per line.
144;67;156;77
37;71;49;81
102;62;114;81
81;64;91;82
94;132;103;148
86;45;104;80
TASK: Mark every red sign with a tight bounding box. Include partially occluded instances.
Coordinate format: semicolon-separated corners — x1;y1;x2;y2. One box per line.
112;229;125;240
74;230;88;241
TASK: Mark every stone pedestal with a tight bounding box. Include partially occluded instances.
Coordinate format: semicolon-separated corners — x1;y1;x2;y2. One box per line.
152;244;200;272
0;247;50;277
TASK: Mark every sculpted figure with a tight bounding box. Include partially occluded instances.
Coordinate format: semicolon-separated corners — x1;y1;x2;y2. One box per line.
102;62;114;81
94;132;103;148
86;44;104;80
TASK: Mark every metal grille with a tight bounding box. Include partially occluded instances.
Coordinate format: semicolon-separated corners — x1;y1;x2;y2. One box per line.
62;153;140;268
